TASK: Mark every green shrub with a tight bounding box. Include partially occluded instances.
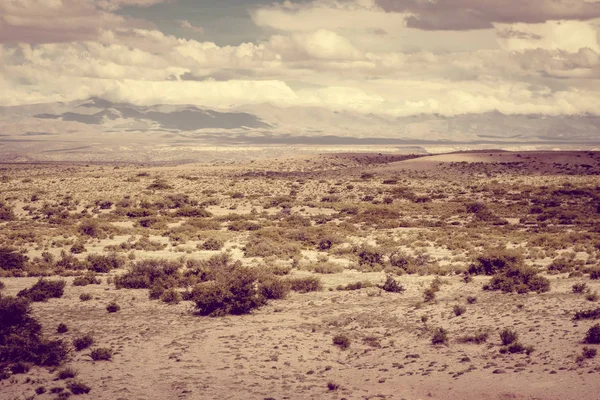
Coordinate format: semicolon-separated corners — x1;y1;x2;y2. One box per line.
431;327;448;345
73;334;94;351
0;295;69;368
499;328;518;345
285;276;322;293
332;334;351;350
584;324;600;344
17;279;66;302
89;347;113;361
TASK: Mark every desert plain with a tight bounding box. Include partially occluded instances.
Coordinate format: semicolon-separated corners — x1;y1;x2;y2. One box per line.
1;150;600;400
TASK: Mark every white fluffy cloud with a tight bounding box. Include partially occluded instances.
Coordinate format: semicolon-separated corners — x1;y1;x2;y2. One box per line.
0;0;599;120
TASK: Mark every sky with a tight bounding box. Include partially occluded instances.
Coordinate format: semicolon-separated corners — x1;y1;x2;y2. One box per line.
1;0;600;118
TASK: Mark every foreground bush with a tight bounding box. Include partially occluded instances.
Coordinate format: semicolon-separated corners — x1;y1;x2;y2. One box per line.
0;295;69;369
17;279;66;302
192;267;266;316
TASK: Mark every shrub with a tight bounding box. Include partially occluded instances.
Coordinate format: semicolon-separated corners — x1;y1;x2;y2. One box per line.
56;323;68;334
69;242;86;254
590;269;600;280
259;276;290;300
10;361;31;374
201;237;224;251
484;266;550;294
431;327;448;345
192;267;266;316
466;296;477;304
0;295;69;367
67;380;91;395
573;283;588;294
89;347;113;361
17;279;66;302
285;276;322;293
0;281;4;290
327;381;340;391
583;347;597;359
584;324;600;344
453;305;466;316
378;275;405;293
336;281;374;291
457;331;488;344
573;308;600;320
468;248;523;275
56;367;78;380
357;244;385;267
160;288;181;304
499;328;518;346
332;334;351;350
79;293;92;302
73;334;94;351
106;301;120;313
114;259;181;289
0;247;28;271
87;253;124;273
72;273;101;286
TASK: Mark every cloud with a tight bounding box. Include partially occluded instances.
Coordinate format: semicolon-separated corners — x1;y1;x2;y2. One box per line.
375;0;600;30
0;0;167;43
178;20;204;35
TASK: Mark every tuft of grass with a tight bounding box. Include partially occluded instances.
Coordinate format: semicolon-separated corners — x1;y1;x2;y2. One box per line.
67;380;91;395
499;328;518;346
79;293;92;302
457;331;488;344
89;347;113;361
56;367;78;380
73;334;94;351
327;381;340;391
453;305;466;316
431;327;448;345
56;323;68;334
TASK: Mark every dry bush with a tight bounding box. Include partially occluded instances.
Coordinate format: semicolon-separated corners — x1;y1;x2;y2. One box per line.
468;248;524;275
378;275;405;293
483;265;550;294
72;272;101;286
336;281;374;291
87;253;124;273
115;258;182;289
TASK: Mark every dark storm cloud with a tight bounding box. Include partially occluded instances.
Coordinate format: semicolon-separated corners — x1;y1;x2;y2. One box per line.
375;0;600;30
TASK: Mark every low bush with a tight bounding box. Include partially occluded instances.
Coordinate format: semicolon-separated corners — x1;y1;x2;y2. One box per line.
584;324;600;344
0;295;69;368
573;283;588;294
56;323;68;334
336;281;374;291
258;276;289;300
114;259;181;289
160;288;181;304
201;237;225;251
67;380;91;395
87;253;124;273
431;327;448;345
73;334;94;351
378;275;405;293
285;276;322;293
192;267;266;316
453;305;466;316
17;279;66;302
0;247;28;271
79;293;92;301
72;273;101;286
499;328;518;346
106;301;120;313
483;266;550;294
89;347;113;361
573;308;600;320
56;367;78;380
468;248;524;275
583;346;597;359
457;331;488;344
332;334;351;350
